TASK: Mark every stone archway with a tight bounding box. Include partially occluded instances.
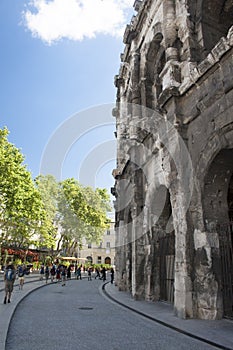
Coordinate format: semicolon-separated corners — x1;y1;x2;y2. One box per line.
105;257;111;265
203;148;233;318
86;256;93;264
189;0;233;59
144;184;175;303
228;174;233;221
202;0;233;53
157;188;175;304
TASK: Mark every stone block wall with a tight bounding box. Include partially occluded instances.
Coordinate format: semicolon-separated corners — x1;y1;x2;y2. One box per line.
112;0;233;319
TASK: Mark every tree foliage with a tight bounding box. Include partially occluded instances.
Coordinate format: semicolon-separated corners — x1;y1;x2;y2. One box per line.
59;178;111;255
0;128;54;248
0;128;111;256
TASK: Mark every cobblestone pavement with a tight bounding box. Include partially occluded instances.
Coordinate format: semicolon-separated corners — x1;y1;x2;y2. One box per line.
4;278;230;350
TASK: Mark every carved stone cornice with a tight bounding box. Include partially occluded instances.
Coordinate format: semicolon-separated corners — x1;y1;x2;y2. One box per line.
133;0;143;12
114;75;124;88
123;24;138;45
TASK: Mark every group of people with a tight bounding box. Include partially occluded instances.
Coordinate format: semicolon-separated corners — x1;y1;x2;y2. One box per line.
2;263;28;304
39;264;72;286
39;264;115;284
85;266;114;284
2;262;115;304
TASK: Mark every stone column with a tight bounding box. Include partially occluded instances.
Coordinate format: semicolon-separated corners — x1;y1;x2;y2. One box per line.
131;204;138;298
131;51;141;106
171;187;194;319
163;0;177;49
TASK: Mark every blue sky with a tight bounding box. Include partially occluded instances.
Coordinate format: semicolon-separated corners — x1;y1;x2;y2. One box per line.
0;0;135;195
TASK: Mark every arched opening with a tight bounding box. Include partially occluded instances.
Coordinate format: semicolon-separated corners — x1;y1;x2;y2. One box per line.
126;210;132;292
189;0;233;61
228;174;233;221
203;148;233;318
201;0;233;57
147;185;175;303
105;257;111;265
86;256;93;264
145;32;165;108
221;174;233;318
157;188;175;303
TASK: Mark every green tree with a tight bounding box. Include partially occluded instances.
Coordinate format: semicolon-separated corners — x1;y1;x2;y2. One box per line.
34;176;111;256
0;128;111;260
58;178;111;255
0;128;54;250
34;174;59;249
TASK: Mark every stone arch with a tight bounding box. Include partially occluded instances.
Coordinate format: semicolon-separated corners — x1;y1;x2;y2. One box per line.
86;256;93;264
144;183;175;302
105;257;111;265
196;123;233;187
190;122;233;319
203;149;233;228
195;119;233;319
189;0;233;60
202;148;233;319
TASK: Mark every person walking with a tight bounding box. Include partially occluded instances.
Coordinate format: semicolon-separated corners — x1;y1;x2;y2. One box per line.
87;267;92;281
50;264;56;283
101;267;106;281
56;265;61;282
76;266;82;280
39;264;45;281
94;267;101;279
18;264;26;290
45;265;50;284
61;266;67;286
3;263;16;304
110;267;114;284
67;265;71;279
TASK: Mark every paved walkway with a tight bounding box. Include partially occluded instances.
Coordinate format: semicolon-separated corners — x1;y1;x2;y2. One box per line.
104;283;233;350
0;273;45;350
0;275;232;350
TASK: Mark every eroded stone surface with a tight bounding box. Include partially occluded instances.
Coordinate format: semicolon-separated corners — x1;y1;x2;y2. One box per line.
112;0;233;320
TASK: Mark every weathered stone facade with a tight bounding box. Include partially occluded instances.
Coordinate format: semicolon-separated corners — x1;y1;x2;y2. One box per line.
112;0;233;320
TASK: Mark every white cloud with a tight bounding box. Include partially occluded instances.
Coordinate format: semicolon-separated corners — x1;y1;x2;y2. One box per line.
23;0;135;44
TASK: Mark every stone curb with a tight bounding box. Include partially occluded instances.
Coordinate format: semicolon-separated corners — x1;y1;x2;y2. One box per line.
102;282;233;350
0;279;51;350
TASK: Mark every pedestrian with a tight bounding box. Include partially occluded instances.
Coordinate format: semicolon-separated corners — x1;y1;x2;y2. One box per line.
87;267;92;281
45;265;50;284
56;265;61;282
18;264;26;290
76;266;82;280
61;266;67;286
39;264;45;281
50;264;56;283
95;267;101;279
110;267;114;284
101;267;106;281
67;265;71;279
3;263;16;304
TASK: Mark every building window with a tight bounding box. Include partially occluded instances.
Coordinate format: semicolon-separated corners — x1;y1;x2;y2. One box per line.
99;242;103;248
97;256;101;264
106;242;110;248
106;230;110;235
88;243;92;249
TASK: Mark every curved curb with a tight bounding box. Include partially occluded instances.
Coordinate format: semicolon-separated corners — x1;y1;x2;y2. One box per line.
3;282;50;350
102;282;232;350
